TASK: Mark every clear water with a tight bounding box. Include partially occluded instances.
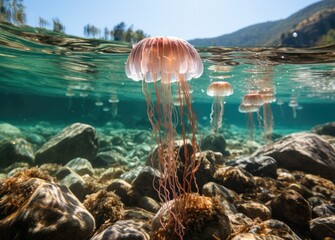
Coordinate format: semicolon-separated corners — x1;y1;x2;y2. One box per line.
1;23;335;135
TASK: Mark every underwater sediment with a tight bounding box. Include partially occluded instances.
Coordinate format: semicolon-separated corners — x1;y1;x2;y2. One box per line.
0;121;335;239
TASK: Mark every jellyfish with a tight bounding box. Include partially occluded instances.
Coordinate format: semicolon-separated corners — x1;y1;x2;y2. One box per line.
125;36;203;239
259;88;275;141
276;98;284;117
289;100;299;118
238;103;260;140
109;95;119;118
65;87;75;110
206;81;233;132
242;92;265;136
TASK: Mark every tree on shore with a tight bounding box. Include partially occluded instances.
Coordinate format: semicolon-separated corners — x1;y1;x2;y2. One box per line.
84;24;101;38
0;0;26;24
52;18;65;33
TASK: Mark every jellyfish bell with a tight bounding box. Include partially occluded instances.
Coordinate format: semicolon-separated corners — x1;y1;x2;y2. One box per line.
126;36;203;83
206;81;233;132
238;103;259;113
242;92;264;107
288;100;299;108
260;88;276;104
65;89;75;97
276;99;284;106
109;96;119;103
95;100;103;107
207;81;234;97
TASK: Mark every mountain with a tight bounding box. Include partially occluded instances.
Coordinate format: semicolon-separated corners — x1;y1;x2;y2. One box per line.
189;0;335;47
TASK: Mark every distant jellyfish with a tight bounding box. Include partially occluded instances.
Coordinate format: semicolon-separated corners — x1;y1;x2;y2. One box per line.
207;81;234;132
289;100;299;118
260;88;276;141
109;95;119;118
65;88;75;110
242;92;264;107
125;36;203;240
238;103;260;140
242;92;265;135
95;100;103;107
276;98;284;117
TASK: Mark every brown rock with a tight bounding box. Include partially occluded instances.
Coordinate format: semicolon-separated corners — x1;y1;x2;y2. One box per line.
271;189;312;227
35;123;98;165
214;166;255;193
235;201;271;220
252;132;335;182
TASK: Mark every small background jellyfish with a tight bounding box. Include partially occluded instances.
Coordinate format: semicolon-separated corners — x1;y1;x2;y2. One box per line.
65;86;75;110
109;94;119;118
289;99;299;118
206;81;233;132
238;103;260;140
259;87;276;141
240;92;264;140
125;36;203;239
276;98;285;117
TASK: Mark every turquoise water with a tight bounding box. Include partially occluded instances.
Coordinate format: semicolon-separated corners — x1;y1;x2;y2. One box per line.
1;23;335;134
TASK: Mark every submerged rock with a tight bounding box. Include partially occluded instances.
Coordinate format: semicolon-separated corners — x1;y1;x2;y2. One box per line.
0;171;95;240
151;194;231;240
201;133;227;155
0;123;22;139
226;155;277;178
311;122;335;136
235;201;271;221
59;170;88;201
107;179;134;206
90;219;150;240
0;138;35;168
309;216;335;240
66;157;94;176
35;123;98;165
83;190;124;230
94;150;127;167
214;166;255;194
271;189;312;227
131;166;162;202
252;132;335;182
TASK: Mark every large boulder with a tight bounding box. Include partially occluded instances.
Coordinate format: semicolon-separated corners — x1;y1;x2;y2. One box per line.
0;176;95;240
252;132;335;182
35;123;98;165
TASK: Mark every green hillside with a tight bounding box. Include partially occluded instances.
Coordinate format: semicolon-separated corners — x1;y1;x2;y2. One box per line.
189;0;335;47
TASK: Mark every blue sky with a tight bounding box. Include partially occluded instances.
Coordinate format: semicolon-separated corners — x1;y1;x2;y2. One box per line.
25;0;321;40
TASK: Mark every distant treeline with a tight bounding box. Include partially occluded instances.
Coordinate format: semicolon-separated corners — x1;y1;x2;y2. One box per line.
83;22;148;42
0;0;148;43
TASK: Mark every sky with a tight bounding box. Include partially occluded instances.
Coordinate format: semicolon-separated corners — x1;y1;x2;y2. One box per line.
25;0;321;40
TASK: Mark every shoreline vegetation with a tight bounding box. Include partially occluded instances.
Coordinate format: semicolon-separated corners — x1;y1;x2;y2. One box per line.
1;0;335;47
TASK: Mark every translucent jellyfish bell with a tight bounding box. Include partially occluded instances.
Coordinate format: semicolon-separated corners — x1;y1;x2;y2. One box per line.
125;36;203;83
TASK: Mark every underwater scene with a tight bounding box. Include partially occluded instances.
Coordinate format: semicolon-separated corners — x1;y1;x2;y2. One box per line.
1;23;335;240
